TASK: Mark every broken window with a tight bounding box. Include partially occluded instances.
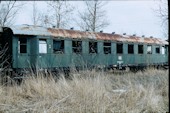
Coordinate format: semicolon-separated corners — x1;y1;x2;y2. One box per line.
155;46;160;54
72;40;82;53
128;44;134;54
53;40;64;53
138;45;143;54
89;41;97;53
39;39;47;54
103;42;111;54
116;43;123;54
147;45;152;54
18;38;27;53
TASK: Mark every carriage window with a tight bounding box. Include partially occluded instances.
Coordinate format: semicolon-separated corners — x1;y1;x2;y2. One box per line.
161;46;165;54
89;41;97;53
104;42;111;54
155;46;160;54
147;45;152;54
39;39;47;53
165;45;168;54
138;45;143;54
128;44;134;54
117;43;123;54
72;40;82;53
53;40;64;54
18;38;27;53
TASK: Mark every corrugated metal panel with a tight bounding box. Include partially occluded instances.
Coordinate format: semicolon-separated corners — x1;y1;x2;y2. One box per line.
8;25;168;45
10;25;51;36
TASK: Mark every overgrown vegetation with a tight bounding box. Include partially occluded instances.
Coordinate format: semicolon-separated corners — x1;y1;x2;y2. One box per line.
0;69;169;112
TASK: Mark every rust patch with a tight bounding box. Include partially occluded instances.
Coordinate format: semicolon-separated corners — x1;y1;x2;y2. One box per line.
9;25;168;45
47;28;168;45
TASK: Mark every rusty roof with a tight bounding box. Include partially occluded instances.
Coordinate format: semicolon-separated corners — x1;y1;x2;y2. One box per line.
6;25;168;45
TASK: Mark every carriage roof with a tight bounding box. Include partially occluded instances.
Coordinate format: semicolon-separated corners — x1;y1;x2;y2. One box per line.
2;25;168;45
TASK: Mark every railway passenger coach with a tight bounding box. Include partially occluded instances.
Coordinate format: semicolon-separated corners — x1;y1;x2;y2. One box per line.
0;25;169;73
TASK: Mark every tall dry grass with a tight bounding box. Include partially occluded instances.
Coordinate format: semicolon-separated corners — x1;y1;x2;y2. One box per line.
0;69;169;113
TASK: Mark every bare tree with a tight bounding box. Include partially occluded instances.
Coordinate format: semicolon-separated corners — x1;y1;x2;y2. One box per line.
77;0;109;32
0;1;24;27
39;14;53;28
155;0;168;38
31;1;41;26
46;1;74;28
30;1;53;27
157;1;168;25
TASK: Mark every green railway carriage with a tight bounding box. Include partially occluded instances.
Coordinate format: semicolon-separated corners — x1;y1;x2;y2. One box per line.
0;25;169;73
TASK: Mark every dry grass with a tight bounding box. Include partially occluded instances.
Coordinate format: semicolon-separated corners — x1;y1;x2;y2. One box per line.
0;69;169;113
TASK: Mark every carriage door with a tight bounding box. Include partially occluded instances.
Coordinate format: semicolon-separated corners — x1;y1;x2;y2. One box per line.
116;43;123;69
17;37;28;68
38;39;48;68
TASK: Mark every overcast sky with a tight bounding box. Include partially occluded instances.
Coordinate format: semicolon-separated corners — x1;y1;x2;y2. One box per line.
15;1;168;39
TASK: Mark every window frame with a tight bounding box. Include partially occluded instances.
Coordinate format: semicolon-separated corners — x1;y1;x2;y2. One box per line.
18;38;27;54
116;43;123;54
147;45;152;54
53;39;64;54
39;39;47;54
138;44;143;54
103;42;111;54
89;41;98;54
128;44;134;54
161;46;165;54
165;45;168;54
72;40;82;54
155;46;160;54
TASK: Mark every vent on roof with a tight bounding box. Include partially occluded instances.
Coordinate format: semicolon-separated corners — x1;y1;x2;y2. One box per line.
100;30;103;33
112;32;115;34
142;35;145;37
123;33;126;35
70;27;74;30
86;29;89;31
133;34;136;36
52;26;55;28
150;36;153;38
